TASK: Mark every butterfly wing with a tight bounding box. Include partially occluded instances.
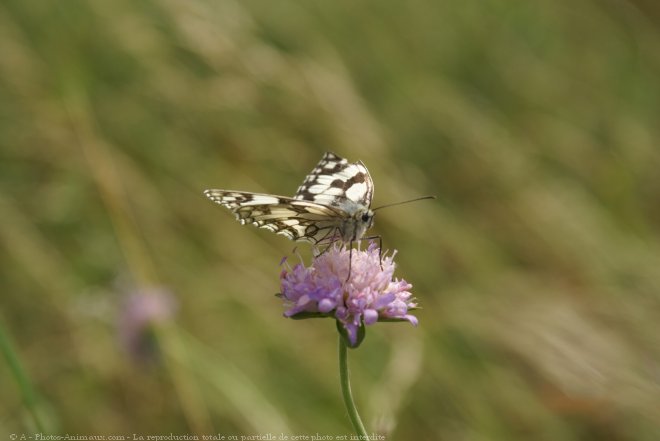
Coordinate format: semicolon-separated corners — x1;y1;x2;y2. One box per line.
294;152;374;209
203;190;342;244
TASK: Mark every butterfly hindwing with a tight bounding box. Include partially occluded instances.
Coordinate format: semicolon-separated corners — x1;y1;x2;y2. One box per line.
203;190;342;244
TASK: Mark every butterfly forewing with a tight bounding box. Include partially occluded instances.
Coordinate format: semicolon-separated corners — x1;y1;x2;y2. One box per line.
294;152;374;208
203;190;342;244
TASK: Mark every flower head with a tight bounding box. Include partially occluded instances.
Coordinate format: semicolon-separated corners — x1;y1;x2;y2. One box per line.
118;287;177;362
279;243;418;347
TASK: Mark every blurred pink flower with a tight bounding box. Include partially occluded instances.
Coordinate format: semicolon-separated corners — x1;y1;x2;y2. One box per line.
118;287;177;362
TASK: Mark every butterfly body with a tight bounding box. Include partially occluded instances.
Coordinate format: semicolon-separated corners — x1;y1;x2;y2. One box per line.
336;204;374;243
204;152;375;246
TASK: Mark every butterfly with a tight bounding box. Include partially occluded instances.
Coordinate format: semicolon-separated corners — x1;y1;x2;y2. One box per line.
204;152;377;247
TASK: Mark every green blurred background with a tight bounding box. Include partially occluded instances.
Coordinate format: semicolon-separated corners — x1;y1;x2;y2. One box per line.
2;0;660;439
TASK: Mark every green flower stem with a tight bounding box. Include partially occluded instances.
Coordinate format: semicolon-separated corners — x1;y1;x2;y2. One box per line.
338;335;369;439
0;320;45;432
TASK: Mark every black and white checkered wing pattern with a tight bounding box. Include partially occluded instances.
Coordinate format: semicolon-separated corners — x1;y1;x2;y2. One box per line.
204;152;375;245
294;152;374;208
203;190;342;244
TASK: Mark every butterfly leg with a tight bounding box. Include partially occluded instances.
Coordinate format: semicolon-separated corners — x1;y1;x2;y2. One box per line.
361;235;383;269
345;235;378;282
347;239;353;282
314;228;341;258
314;245;332;258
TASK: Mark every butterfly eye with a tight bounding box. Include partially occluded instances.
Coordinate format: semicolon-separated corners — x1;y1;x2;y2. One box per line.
362;213;371;222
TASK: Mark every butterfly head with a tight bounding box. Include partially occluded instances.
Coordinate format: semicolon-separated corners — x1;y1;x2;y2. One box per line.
351;206;375;241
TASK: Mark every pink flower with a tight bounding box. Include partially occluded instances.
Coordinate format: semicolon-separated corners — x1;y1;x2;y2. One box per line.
118;288;177;362
279;243;418;347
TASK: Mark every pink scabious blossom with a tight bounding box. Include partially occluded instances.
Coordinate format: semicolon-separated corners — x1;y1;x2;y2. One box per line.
118;287;177;362
279;243;418;347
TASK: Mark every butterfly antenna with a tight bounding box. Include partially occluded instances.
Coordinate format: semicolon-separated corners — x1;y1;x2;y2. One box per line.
372;195;436;211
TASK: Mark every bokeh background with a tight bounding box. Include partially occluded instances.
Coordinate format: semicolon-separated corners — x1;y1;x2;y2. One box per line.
2;0;660;439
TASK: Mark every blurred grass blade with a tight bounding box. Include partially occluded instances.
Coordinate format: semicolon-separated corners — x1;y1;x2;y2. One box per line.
167;328;292;434
0;319;46;432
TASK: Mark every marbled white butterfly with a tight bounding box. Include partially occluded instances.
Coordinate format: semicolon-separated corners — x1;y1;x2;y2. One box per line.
204;152;433;248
